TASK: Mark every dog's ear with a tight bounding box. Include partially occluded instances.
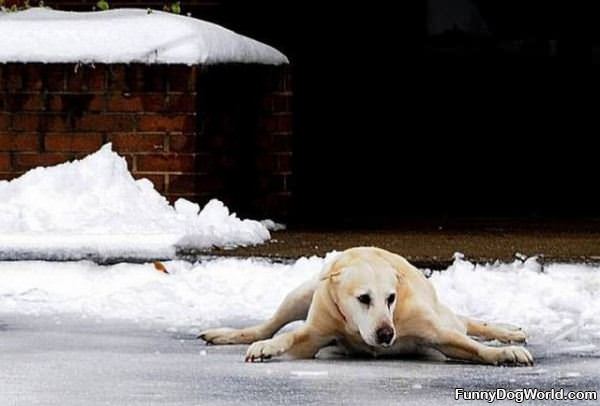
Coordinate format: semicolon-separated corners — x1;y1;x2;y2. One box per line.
319;256;345;283
320;270;342;282
371;248;411;281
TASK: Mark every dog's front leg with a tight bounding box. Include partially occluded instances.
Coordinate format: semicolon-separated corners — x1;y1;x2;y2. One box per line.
245;326;332;362
433;329;533;366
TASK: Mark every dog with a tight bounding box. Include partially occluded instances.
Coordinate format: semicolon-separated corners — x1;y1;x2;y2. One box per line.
199;247;533;366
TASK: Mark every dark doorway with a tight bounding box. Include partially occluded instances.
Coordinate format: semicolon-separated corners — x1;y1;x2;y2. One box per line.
212;1;591;226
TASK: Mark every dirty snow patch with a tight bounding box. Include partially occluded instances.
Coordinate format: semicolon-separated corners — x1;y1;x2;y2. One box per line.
0;8;288;65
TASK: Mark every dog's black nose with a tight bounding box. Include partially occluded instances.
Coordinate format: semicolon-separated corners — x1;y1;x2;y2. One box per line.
376;325;394;344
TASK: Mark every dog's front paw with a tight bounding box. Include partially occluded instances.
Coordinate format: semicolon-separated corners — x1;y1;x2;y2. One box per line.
498;329;528;344
485;346;534;366
198;328;248;345
245;339;285;362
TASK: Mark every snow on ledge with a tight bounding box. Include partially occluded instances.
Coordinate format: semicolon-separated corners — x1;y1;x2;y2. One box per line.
0;144;273;260
0;8;289;65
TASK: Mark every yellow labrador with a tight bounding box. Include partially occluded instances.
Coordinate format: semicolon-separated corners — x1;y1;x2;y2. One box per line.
199;247;533;366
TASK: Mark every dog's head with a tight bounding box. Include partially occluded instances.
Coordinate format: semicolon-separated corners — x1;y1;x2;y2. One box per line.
324;249;405;348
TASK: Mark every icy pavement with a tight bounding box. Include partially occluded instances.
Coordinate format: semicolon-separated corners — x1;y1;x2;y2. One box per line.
0;313;598;406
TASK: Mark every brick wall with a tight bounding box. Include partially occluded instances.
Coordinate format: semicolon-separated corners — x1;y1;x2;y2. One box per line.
0;63;292;219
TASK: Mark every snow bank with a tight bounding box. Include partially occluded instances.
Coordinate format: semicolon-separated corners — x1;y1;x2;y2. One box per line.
0;144;271;259
0;256;598;347
431;256;600;344
0;8;288;65
0;257;325;329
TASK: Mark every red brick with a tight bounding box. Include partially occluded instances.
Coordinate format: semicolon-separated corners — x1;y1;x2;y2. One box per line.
0;133;40;151
168;133;197;152
24;65;44;91
65;65;106;91
107;93;165;112
46;96;64;111
166;193;202;204
45;133;104;152
136;153;197;173
108;133;165;152
12;152;73;170
0;172;22;181
133;173;165;193
82;95;106;111
66;67;87;91
43;65;66;91
87;66;107;90
165;93;196;112
0;153;10;171
278;69;293;92
107;94;143;112
0;114;10;130
5;66;23;91
137;115;194;132
140;94;167;112
277;153;292;173
168;174;223;194
260;113;293;133
47;94;105;112
108;65;127;90
20;94;44;111
75;114;137;132
140;66;167;92
167;66;195;91
44;115;72;132
11;114;40;131
124;154;135;172
262;93;291;113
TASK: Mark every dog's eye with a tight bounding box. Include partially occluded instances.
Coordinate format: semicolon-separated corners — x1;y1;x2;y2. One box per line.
387;294;396;306
357;294;371;305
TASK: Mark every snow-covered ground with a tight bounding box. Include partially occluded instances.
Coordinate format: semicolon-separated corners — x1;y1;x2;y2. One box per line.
0;8;288;65
0;255;598;351
0;144;273;260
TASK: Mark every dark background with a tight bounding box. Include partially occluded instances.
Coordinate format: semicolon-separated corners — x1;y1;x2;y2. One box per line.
214;1;588;226
43;0;592;226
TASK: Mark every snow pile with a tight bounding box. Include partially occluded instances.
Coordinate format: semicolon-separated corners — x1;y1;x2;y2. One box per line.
0;256;598;347
0;8;288;65
0;144;271;259
431;256;600;344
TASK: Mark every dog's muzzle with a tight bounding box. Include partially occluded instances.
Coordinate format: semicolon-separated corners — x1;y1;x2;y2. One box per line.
376;325;394;345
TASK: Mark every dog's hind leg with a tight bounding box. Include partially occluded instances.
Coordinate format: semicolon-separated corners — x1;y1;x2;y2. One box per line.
459;316;527;344
199;279;317;345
